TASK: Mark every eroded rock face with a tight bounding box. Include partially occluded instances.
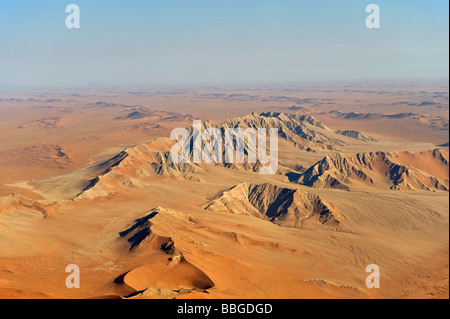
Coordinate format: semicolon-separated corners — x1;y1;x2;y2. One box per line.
74;112;378;199
222;112;346;151
76;138;203;199
335;130;376;142
292;148;449;191
204;182;344;229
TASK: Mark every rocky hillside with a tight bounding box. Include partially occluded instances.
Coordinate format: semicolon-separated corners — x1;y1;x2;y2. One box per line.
204;182;345;229
292;148;449;191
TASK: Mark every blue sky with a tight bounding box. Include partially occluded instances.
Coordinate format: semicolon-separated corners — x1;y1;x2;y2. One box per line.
0;0;448;87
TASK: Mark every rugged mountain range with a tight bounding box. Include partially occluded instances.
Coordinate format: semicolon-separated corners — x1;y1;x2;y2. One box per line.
290;148;449;191
204;182;344;229
72;113;447;199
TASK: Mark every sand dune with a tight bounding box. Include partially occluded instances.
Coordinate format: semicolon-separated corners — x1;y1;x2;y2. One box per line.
18;116;66;129
0;193;59;218
0;144;73;168
114;207;215;299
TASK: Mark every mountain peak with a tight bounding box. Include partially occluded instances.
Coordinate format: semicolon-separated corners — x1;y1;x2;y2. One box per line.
204;182;344;229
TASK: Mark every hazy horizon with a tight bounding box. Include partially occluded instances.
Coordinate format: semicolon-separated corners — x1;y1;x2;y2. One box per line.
0;0;448;87
1;77;448;91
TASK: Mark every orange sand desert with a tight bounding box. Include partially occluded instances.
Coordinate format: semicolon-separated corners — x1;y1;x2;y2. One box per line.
0;81;448;299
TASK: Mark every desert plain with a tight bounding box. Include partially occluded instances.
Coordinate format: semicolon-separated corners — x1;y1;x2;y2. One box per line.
0;80;448;299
